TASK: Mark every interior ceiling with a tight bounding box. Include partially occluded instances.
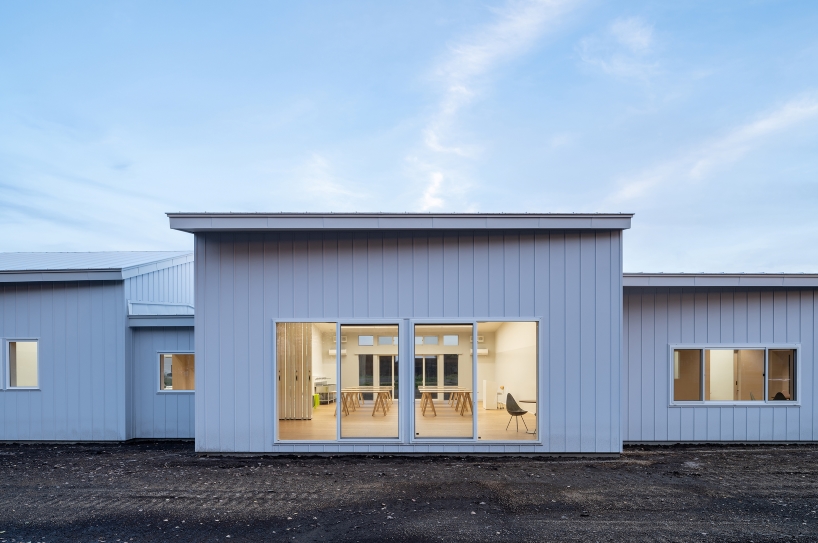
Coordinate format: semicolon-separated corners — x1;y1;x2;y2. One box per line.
476;322;504;333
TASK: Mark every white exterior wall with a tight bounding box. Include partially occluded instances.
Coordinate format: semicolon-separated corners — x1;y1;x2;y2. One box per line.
0;281;127;441
194;230;623;453
124;262;194;305
129;327;195;438
623;287;817;442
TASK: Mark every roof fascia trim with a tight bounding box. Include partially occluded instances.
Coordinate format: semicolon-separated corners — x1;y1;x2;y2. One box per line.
623;274;818;288
0;270;124;283
167;213;633;232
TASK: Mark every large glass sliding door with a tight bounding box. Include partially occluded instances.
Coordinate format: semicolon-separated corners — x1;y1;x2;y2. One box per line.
276;322;338;441
340;325;399;438
475;321;538;441
414;324;474;438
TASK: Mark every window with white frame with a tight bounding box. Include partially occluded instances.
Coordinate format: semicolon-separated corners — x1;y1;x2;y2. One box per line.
6;340;39;388
671;347;797;403
159;353;195;391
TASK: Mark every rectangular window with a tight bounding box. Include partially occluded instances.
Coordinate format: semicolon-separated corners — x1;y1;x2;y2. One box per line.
673;349;701;401
276;322;337;441
769;349;796;401
477;321;538;442
159;353;195;391
414;324;473;439
340;324;399;439
443;335;459;346
8;340;38;388
671;346;797;404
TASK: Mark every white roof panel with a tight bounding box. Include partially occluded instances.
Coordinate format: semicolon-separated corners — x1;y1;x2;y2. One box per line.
0;251;193;282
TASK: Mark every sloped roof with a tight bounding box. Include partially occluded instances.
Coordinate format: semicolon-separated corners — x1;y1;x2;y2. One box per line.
0;251;193;283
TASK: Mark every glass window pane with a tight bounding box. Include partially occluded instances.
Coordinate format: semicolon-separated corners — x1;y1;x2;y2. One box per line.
769;349;796;401
705;349;763;401
414;324;473;438
159;353;195;391
378;336;395;345
277;322;337;441
673;349;701;401
9;341;38;388
340;324;398;438
477;322;538;441
443;335;459;346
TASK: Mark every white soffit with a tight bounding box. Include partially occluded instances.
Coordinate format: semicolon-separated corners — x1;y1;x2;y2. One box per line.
624;273;818;288
167;212;633;232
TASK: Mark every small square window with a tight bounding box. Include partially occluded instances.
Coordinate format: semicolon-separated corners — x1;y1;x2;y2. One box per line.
8;340;38;388
443;335;459;346
358;335;374;346
159;353;195;391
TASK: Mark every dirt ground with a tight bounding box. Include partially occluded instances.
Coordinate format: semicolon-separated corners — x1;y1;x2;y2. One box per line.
0;442;817;542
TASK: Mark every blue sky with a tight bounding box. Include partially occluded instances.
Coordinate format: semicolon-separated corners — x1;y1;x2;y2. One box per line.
1;0;817;272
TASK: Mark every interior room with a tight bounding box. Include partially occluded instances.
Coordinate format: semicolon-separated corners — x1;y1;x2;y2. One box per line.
340;324;400;439
475;321;538;441
277;322;338;441
413;324;474;438
705;349;764;401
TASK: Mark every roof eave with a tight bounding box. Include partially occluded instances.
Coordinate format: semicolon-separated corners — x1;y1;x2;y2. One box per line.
623;273;818;288
167;212;634;233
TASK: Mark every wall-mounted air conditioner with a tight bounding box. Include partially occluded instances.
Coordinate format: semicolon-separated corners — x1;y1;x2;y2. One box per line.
470;348;489;356
328;349;347;356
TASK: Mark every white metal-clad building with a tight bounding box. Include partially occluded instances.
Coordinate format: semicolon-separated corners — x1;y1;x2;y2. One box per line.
2;214;815;454
623;273;817;443
169;212;629;454
0;252;195;441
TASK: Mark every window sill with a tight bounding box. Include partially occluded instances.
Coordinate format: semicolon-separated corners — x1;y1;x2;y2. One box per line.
669;401;800;407
3;388;41;391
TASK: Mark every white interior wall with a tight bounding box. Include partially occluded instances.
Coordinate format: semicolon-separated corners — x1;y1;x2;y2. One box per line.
475;332;496;402
708;349;734;400
340;327;399;388
494;321;538;414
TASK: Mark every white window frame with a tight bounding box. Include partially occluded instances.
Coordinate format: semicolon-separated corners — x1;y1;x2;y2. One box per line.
4;338;41;390
157;351;195;394
668;343;801;407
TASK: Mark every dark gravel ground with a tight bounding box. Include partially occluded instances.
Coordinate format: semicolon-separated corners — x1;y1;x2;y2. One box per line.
0;442;817;542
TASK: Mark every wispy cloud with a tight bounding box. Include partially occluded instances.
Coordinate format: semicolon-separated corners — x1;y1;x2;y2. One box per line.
413;0;579;209
578;16;658;80
421;171;444;210
287;153;364;210
609;94;818;202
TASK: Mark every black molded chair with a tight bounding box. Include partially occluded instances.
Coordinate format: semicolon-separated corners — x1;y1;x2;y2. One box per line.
505;393;528;432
